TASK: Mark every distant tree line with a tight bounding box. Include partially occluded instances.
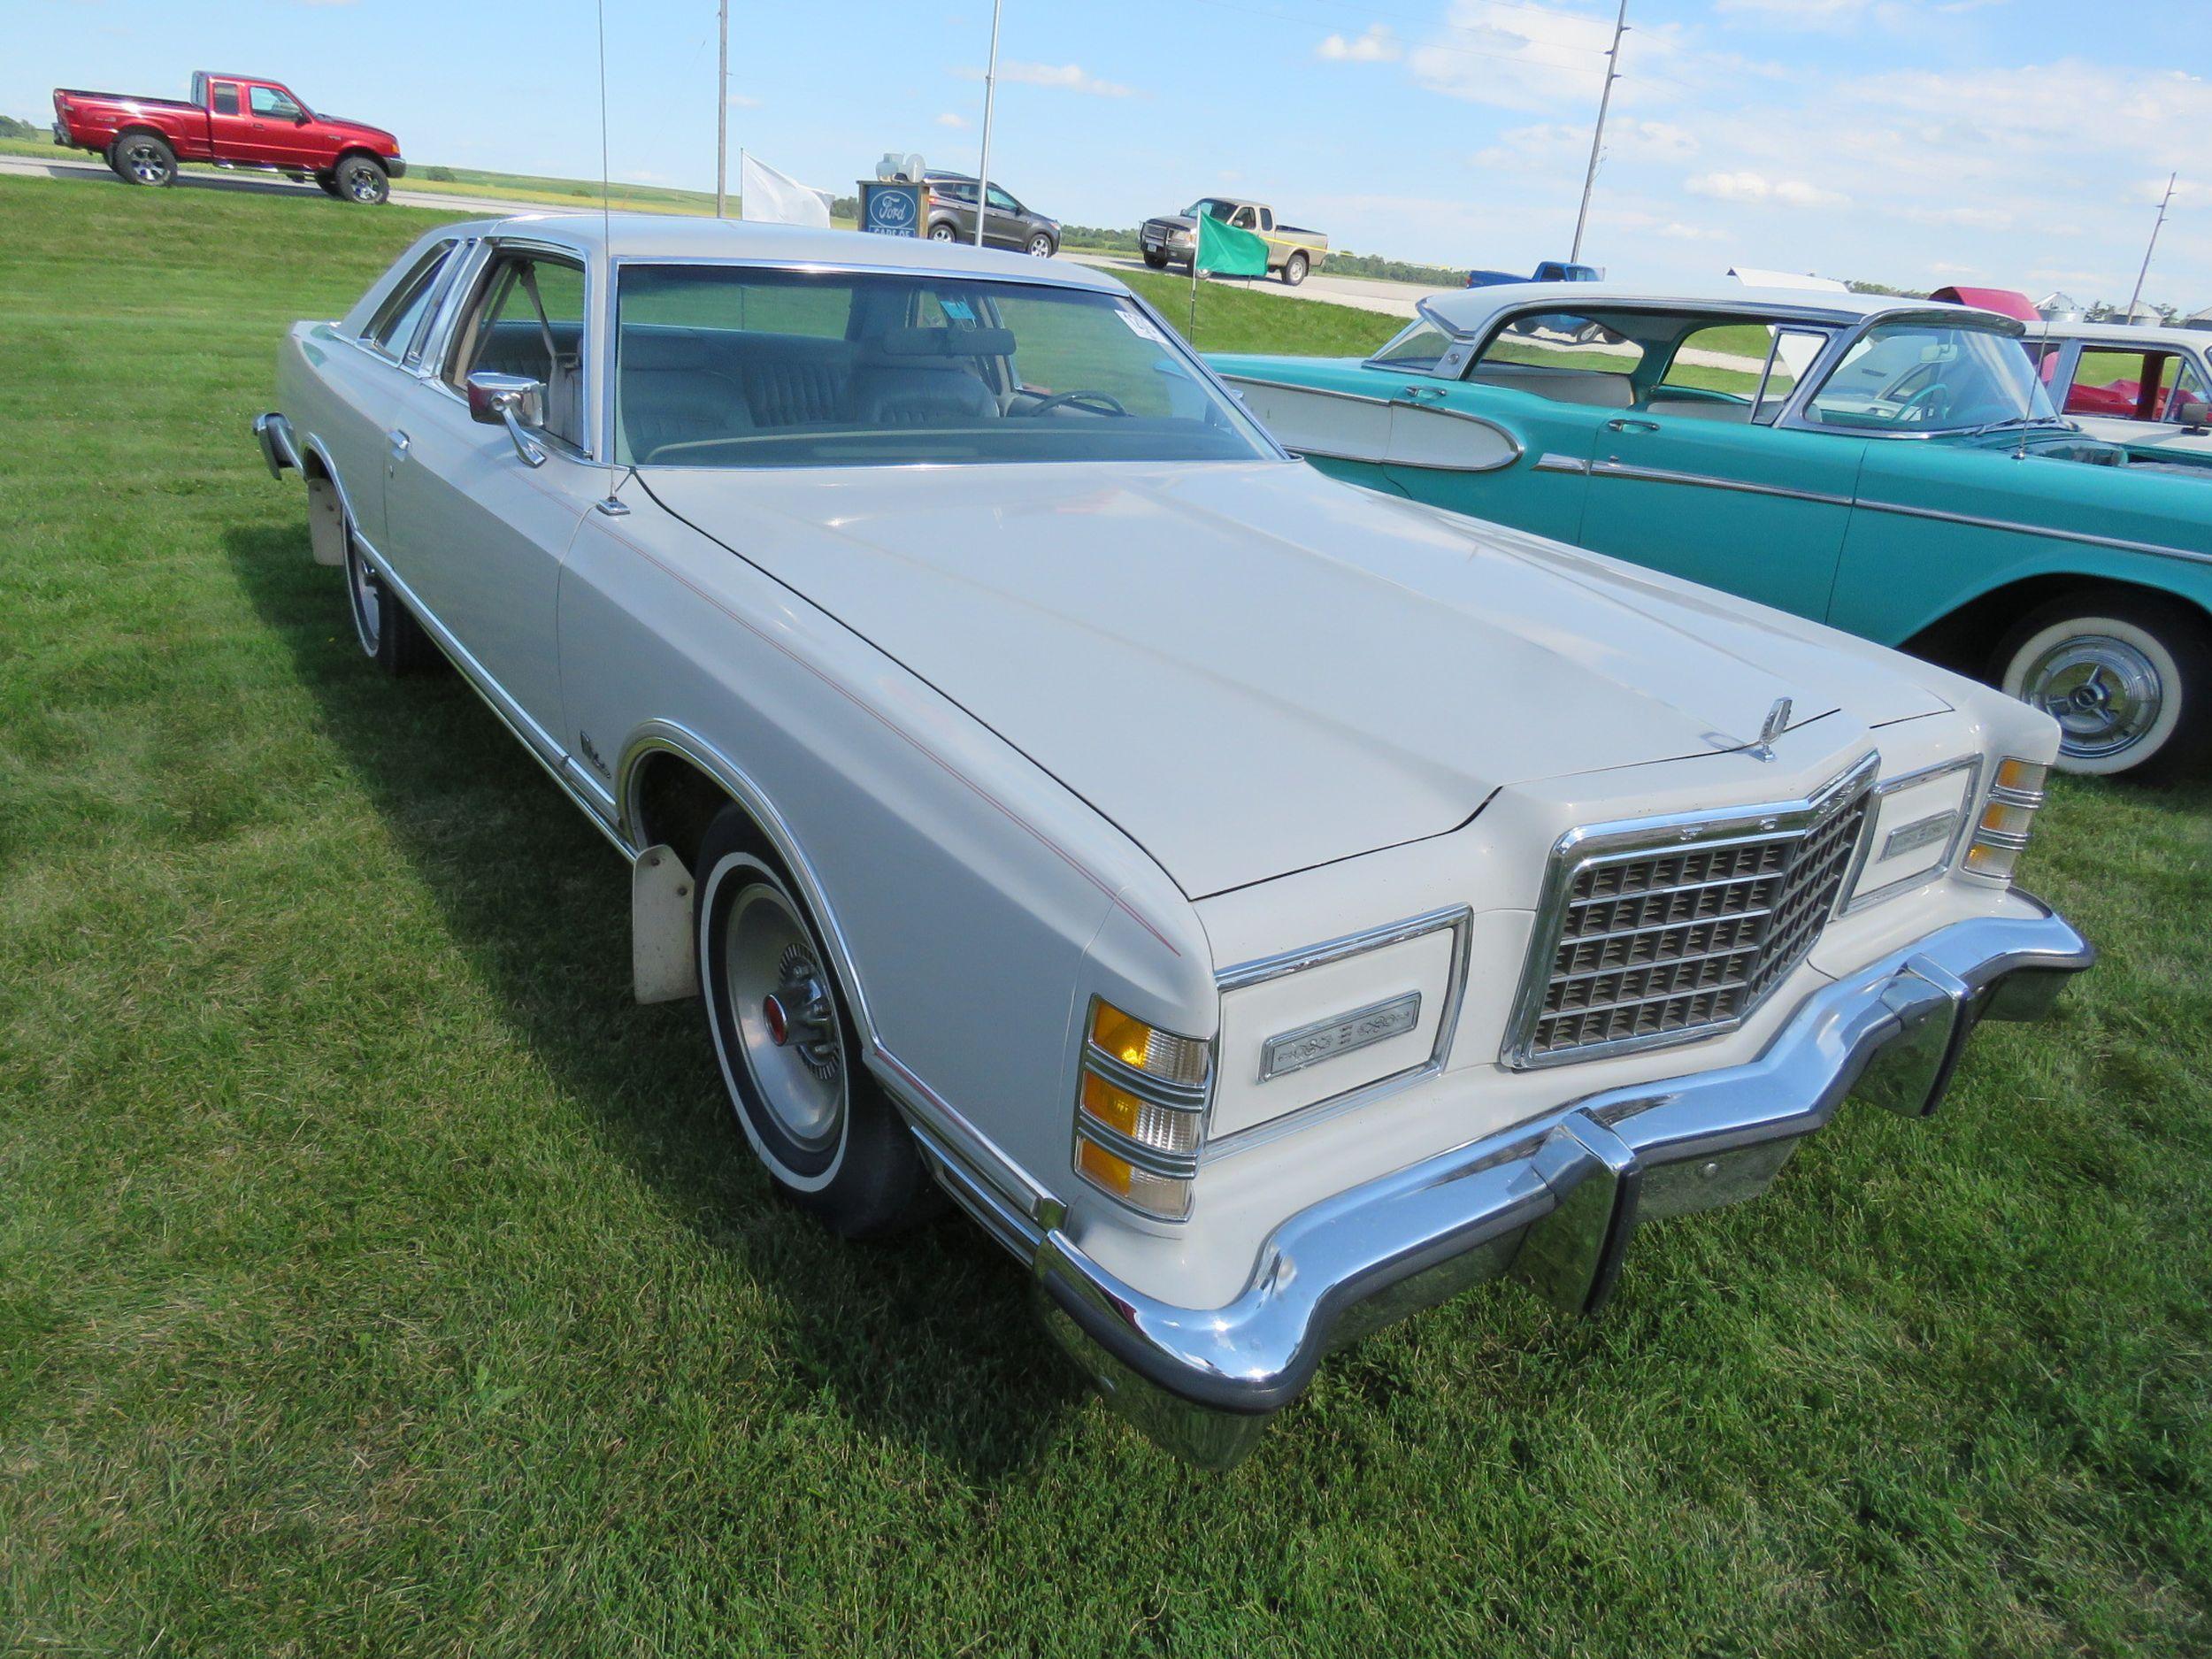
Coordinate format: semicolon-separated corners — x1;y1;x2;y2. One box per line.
0;114;47;140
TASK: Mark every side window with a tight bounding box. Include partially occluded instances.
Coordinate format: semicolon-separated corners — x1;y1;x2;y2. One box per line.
211;83;240;116
1257;208;1273;232
250;86;303;120
1470;311;1644;408
1231;205;1256;229
985;185;1018;212
450;252;589;451
2064;348;2161;420
1657;323;1827;423
363;244;456;359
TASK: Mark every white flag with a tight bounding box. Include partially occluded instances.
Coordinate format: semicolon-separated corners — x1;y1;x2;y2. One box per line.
738;152;832;228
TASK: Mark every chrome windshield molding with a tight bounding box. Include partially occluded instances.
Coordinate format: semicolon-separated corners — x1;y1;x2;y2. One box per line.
1849;498;2212;568
1206;905;1473;1162
1839;755;1981;916
1037;900;2092;1461
1587;459;1856;510
1503;754;1880;1071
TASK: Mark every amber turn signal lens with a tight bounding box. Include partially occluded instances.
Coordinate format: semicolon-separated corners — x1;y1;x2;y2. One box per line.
1089;1000;1210;1088
1993;757;2049;798
1079;1072;1203;1158
1074;1134;1193;1220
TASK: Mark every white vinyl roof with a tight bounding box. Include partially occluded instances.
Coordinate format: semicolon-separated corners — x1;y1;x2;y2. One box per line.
449;211;1127;289
1416;280;2020;339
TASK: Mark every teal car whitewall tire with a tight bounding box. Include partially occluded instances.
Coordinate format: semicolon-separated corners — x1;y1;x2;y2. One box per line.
1997;593;2212;780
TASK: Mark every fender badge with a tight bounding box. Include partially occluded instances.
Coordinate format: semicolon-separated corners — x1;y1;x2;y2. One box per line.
1259;992;1421;1081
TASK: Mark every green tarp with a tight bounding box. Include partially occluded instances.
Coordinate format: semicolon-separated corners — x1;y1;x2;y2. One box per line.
1195;212;1268;277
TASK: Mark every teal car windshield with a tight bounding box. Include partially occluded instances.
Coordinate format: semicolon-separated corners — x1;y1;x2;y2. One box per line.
614;265;1270;469
1804;320;2056;434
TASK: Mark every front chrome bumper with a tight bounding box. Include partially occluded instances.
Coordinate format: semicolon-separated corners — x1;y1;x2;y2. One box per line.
1018;897;2092;1467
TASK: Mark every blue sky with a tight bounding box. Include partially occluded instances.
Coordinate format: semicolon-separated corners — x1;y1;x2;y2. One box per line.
10;0;2205;303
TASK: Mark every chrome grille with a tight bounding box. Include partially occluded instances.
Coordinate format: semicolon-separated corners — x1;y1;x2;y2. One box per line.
1508;757;1876;1068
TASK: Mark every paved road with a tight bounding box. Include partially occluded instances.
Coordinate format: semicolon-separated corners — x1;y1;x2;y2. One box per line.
1064;250;1435;319
0;151;563;217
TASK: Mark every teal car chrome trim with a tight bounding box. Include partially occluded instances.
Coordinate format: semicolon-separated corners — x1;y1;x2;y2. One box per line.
1533;452;1589;474
1589;458;1857;510
1849;496;2212;569
1217;372;1524;472
1034;899;2092;1467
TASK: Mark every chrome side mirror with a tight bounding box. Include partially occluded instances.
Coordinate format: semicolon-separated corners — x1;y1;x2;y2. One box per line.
465;371;549;468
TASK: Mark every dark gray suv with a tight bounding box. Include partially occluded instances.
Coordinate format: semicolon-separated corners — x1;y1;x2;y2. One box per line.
923;173;1060;257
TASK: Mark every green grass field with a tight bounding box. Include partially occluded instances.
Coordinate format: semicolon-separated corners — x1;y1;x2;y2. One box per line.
3;172;2210;1656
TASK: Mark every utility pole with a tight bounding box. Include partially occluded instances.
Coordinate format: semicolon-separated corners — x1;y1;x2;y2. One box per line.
715;0;729;218
974;0;1003;247
2126;171;2177;321
1570;0;1627;267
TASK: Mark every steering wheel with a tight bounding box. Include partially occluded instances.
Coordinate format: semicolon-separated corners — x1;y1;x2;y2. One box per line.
1899;381;1953;424
1024;388;1129;418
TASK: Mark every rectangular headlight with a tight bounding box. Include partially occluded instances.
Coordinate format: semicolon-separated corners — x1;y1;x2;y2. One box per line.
1072;998;1211;1221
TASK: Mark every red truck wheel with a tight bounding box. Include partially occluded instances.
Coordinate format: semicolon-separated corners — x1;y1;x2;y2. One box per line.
333;156;389;204
113;134;177;187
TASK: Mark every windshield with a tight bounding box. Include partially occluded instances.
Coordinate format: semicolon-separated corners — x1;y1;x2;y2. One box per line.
1804;319;2055;434
614;266;1270;469
1183;199;1237;222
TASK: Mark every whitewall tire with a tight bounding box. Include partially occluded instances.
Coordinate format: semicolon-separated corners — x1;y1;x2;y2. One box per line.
1996;593;2211;780
693;810;938;1235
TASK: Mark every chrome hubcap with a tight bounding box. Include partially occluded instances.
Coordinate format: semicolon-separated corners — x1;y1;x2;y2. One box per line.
127;145;165;183
348;172;378;201
2022;634;2162;761
346;541;382;653
723;885;844;1148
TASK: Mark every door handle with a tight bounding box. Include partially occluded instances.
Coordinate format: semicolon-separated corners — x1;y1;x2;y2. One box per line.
387;430;411;471
1604;418;1661;434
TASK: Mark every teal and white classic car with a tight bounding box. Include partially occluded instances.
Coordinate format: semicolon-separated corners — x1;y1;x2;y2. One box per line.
1213;285;2212;780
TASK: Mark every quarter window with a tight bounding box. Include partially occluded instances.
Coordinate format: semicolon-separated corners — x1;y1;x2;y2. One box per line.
450;252;589;451
364;244;457;360
1469;311;1644;409
1655;323;1829;424
211;83;240;116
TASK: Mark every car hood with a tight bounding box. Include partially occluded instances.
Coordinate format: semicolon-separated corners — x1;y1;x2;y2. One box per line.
319;115;397;148
641;460;1947;897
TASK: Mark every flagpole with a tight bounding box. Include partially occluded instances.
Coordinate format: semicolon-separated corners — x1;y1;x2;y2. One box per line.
736;148;746;221
1188;234;1199;342
974;0;1003;248
715;0;729;219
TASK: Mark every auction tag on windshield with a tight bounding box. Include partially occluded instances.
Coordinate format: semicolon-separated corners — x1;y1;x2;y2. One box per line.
941;297;976;323
1117;306;1170;345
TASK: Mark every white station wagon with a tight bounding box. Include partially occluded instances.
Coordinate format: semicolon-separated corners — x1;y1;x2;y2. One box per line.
255;215;2092;1465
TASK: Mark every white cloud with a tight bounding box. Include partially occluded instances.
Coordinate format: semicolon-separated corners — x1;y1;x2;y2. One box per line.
1317;24;1402;63
1477;118;1699;167
1686;169;1847;206
1661;220;1724;241
726;93;762;109
957;60;1134;97
1713;0;1883;25
933;111;970;128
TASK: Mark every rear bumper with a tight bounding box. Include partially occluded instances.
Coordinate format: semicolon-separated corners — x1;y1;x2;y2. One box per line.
253;411;300;479
1022;896;2092;1467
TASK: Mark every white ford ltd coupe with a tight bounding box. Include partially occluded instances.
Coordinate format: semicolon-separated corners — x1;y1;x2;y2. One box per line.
255;214;2091;1465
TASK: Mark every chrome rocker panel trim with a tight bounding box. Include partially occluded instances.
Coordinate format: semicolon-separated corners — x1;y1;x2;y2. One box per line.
1029;898;2090;1467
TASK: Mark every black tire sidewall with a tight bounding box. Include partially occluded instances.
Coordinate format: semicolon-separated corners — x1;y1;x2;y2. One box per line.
336;157;388;204
1284;253;1308;285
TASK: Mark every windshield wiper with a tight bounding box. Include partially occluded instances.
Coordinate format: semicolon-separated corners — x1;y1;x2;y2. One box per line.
1955;414;2071;440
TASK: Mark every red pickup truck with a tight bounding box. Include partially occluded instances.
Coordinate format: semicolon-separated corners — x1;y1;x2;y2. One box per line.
50;72;405;204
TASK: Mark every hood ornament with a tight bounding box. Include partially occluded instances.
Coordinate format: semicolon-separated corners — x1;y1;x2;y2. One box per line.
1705;698;1794;763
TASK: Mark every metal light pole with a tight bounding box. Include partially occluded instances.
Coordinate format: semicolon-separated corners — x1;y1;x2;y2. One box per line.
2125;171;2177;321
715;0;729;218
974;0;1003;247
1570;0;1627;266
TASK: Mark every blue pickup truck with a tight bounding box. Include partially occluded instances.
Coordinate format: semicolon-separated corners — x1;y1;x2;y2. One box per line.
1463;258;1601;288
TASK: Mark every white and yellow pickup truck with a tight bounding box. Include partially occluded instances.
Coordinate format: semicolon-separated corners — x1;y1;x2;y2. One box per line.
1140;197;1327;286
